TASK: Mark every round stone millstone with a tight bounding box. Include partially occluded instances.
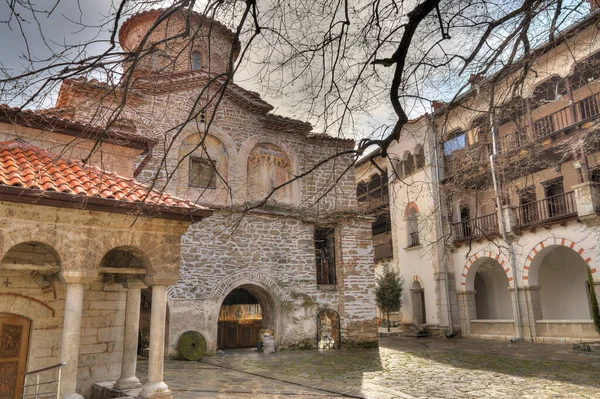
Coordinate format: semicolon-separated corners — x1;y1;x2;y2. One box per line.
178;331;207;361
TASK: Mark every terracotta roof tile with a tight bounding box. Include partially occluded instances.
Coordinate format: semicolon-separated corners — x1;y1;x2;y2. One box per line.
0;139;210;218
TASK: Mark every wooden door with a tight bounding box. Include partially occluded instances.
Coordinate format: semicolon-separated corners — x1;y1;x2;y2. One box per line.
0;313;30;399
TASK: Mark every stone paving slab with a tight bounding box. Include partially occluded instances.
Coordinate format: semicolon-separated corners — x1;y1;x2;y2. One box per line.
137;337;600;398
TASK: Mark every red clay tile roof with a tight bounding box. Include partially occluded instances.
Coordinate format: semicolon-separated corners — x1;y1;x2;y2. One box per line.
0;104;155;151
0;139;211;220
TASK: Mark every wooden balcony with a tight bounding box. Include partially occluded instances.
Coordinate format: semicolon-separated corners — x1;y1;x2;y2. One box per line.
516;191;577;228
444;143;492;177
499;92;600;153
374;240;393;261
452;212;499;242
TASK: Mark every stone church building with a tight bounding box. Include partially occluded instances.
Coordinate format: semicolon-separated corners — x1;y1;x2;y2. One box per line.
0;8;377;399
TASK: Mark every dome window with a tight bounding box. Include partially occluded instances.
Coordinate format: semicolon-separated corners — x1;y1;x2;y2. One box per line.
192;51;202;70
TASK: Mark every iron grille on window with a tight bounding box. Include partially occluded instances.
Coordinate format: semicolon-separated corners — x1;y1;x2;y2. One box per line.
315;227;336;285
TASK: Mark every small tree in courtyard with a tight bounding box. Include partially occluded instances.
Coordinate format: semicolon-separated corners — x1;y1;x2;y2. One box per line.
375;264;404;332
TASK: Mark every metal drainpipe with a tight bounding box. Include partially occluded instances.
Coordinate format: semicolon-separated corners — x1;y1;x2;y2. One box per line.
489;112;524;343
428;115;455;337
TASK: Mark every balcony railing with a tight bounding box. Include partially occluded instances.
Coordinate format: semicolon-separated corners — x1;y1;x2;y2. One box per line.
516;191;577;227
445;143;492;176
452;212;499;241
408;232;420;247
374;240;393;261
499;92;600;152
22;362;66;399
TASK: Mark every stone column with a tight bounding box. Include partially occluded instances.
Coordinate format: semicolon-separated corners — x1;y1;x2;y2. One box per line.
59;271;97;399
114;279;147;390
140;276;177;399
456;291;476;336
520;286;543;341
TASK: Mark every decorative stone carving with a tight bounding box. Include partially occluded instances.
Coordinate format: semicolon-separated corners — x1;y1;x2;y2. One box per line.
0;324;22;358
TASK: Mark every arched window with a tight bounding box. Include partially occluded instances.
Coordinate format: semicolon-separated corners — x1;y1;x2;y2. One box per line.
415;147;425;169
151;52;159;70
407;208;419;247
192;51;202;70
405;153;415;175
393;159;405;179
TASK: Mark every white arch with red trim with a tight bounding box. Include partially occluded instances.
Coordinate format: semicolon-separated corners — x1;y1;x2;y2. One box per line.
522;237;598;286
459;249;513;290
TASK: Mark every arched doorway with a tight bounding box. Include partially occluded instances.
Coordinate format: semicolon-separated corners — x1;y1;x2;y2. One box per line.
0;313;30;399
535;246;591;320
217;285;276;349
472;260;512;319
410;280;426;325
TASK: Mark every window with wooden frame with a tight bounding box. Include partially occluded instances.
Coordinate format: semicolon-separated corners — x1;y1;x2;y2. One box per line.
315;227;336;285
189;157;216;189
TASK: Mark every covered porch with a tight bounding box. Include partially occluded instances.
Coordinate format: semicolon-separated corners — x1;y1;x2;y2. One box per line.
0;140;211;399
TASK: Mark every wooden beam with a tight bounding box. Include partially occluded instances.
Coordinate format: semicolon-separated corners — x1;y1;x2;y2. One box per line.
98;267;147;275
0;263;59;272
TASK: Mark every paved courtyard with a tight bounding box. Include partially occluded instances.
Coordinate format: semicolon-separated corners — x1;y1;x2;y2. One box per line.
138;337;600;398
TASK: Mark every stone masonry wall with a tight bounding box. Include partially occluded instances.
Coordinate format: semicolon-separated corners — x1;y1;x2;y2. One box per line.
0;272;125;397
338;217;378;343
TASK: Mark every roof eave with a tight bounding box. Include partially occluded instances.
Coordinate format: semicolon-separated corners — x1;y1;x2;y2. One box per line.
0;185;213;222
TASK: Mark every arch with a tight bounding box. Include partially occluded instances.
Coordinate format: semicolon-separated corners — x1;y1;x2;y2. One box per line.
1;241;61;268
215;280;281;347
210;270;289;302
178;132;230;193
405;153;415;175
99;246;151;270
410;277;426;325
390;156;404;180
414;145;425;169
245;140;296;205
317;309;341;349
404;202;419;217
472;260;513;319
523;237;598;286
0;294;55;318
460;249;512;290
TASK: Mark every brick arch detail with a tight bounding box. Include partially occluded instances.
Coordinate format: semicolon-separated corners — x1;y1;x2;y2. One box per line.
459;249;513;289
405;202;419;217
410;274;425;290
523;237;598;286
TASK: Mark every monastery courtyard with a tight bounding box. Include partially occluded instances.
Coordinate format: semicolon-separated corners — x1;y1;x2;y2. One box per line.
136;337;600;399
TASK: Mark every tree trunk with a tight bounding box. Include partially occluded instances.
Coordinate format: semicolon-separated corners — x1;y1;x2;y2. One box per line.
387;312;391;332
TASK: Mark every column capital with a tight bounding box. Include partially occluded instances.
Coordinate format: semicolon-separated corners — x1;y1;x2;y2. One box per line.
143;274;178;286
119;277;148;290
60;270;98;284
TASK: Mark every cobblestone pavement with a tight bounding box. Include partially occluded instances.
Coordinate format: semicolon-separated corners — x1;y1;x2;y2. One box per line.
138;337;600;398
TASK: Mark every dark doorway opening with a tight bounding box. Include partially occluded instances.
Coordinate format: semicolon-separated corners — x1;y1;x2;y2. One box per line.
218;288;263;349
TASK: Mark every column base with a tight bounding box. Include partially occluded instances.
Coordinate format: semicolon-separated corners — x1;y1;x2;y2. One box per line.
114;376;142;390
62;393;84;399
138;381;171;399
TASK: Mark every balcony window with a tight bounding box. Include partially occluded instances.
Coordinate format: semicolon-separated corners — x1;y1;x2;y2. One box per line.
518;186;538;225
407;208;419;247
543;177;565;219
443;132;466;156
315;227;336;285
